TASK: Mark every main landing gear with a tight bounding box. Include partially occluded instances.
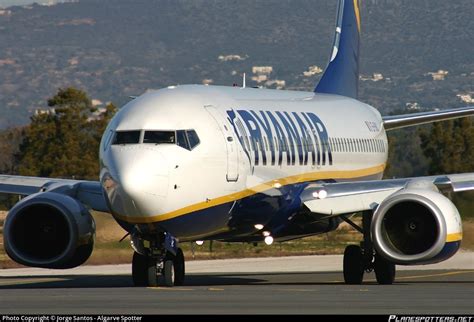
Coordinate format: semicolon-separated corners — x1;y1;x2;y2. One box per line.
342;211;396;285
131;233;185;287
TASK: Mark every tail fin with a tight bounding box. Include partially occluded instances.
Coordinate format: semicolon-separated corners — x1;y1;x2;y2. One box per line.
315;0;361;99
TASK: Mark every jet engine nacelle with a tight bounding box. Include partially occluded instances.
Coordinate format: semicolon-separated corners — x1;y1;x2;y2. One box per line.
371;188;462;265
3;192;95;269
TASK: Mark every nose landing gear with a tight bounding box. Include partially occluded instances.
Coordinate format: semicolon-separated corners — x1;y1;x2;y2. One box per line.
131;232;185;287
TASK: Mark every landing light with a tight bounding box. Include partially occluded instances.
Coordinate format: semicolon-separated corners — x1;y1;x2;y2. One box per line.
262;231;271;237
273;182;282;189
318;190;328;199
264;236;274;245
254;224;264;230
195;240;204;246
313;190;328;199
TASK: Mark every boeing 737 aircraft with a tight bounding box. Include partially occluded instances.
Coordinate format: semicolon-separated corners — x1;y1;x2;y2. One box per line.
1;0;474;287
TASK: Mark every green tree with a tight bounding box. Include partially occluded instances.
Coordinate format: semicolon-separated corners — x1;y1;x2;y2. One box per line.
16;88;117;180
420;118;474;218
0;127;24;174
457;117;474;173
89;102;118;149
384;128;429;179
420;118;474;175
0;127;25;209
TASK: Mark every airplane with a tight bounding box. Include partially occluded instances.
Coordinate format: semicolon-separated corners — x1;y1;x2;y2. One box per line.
1;0;474;287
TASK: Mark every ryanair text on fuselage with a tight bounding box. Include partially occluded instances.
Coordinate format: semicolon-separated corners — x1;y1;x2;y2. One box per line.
227;109;333;167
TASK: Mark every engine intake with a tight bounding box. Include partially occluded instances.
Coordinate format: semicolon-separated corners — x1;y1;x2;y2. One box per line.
371;189;461;265
3;192;95;269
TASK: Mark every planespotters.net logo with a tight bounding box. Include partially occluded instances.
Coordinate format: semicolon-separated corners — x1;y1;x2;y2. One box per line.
389;316;473;322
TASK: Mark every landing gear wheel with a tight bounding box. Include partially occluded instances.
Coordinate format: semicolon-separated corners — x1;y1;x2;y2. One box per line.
163;260;175;287
343;245;364;284
374;254;396;285
131;233;183;287
132;252;147;287
146;257;159;287
173;248;185;286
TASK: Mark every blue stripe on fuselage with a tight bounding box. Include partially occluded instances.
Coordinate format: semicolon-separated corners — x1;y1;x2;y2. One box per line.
117;172;384;242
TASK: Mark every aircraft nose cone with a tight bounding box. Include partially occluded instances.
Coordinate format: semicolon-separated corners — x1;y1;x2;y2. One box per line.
117;156;149;200
104;146;170;217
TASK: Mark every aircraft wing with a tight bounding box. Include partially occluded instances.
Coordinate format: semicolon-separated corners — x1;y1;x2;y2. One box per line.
301;173;474;216
383;106;474;131
0;175;109;212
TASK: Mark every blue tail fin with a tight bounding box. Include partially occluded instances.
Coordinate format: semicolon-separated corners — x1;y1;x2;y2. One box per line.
314;0;361;99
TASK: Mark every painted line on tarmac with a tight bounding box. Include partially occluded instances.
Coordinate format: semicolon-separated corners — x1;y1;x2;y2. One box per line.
328;270;474;284
147;287;195;291
366;270;474;282
277;288;317;292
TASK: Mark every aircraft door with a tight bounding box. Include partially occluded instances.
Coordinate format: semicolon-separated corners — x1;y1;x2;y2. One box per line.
204;105;239;182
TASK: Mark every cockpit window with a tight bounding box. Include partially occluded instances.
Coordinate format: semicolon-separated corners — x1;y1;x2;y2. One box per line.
186;130;200;149
175;130;200;150
112;131;141;145
103;130;114;151
176;130;190;150
143;131;175;144
112;129;200;149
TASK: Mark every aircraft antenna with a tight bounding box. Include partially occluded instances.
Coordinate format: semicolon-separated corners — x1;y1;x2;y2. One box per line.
242;73;246;88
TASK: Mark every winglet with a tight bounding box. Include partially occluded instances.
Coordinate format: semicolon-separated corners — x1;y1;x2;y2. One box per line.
315;0;361;99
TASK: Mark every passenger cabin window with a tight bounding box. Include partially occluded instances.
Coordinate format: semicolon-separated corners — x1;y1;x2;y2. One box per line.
144;131;175;144
112;131;140;145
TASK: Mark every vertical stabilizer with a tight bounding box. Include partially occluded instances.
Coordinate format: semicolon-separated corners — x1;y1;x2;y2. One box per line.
315;0;361;99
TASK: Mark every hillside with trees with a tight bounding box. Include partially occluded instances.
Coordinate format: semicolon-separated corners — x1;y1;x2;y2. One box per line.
0;0;472;128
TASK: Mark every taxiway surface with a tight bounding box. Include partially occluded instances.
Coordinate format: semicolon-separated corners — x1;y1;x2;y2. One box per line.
0;253;472;314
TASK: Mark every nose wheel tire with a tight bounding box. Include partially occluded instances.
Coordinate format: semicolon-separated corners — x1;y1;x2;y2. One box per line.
162;260;175;287
131;239;185;287
173;248;185;286
162;248;185;286
147;258;159;287
374;254;396;285
343;245;364;284
132;251;147;287
132;251;159;287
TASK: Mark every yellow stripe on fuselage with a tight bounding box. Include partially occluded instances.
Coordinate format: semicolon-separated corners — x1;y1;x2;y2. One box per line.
114;163;386;224
446;232;463;242
353;0;361;33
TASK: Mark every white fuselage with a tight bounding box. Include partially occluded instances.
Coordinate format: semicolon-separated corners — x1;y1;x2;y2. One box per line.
99;85;388;241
